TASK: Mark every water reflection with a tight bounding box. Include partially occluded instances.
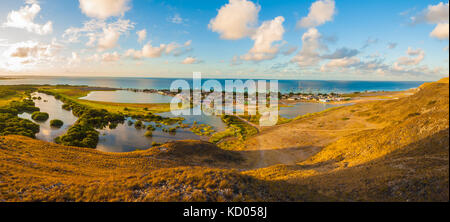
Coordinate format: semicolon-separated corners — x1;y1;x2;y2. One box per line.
96;118;205;152
79;90;173;103
159;107;227;132
18;92;348;153
18;92;78;142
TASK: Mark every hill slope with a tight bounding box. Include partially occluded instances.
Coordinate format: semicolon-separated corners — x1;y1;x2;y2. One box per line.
0;78;448;202
245;79;449;201
0;136;328;201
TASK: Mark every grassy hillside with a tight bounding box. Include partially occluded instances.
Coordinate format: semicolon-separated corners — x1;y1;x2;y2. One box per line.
246;79;449;201
0;78;448;202
0;136;329;202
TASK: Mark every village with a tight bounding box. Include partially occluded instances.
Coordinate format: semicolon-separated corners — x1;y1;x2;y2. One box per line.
125;87;352;105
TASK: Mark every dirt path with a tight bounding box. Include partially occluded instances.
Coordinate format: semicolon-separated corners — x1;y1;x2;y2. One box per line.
234;115;261;132
233;103;385;169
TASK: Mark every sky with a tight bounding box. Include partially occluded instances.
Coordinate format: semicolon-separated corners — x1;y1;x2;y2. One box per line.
0;0;448;80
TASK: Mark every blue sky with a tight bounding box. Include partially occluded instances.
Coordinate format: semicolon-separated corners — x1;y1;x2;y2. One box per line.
0;0;448;80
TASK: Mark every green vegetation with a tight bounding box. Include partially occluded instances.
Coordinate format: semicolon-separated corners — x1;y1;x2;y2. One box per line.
190;122;215;136
0;78;448;202
134;120;144;129
146;125;156;131
50;119;64;128
31;111;49;121
0;87;41;138
144;130;153;137
0;113;40;138
54;124;99;148
37;88;184;148
36;89;125;148
210;115;258;144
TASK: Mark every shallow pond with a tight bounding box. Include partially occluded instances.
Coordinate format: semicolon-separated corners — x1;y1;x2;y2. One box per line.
21;93;224;152
159;107;227;132
19;92;350;152
79;90;173;103
96;118;205;152
18;92;78;142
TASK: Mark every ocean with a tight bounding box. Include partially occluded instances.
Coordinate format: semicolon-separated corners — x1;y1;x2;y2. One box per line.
0;76;426;94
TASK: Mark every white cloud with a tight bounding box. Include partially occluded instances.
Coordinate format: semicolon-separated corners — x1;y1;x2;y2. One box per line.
3;1;53;35
393;47;425;70
209;0;260;40
297;0;336;28
141;43;165;58
423;2;449;24
102;52;120;62
181;57;200;64
63;19;134;51
137;29;147;43
320;57;360;71
241;16;285;61
97;27;120;51
1;40;63;71
291;28;327;67
125;40;192;59
412;2;449;40
79;0;131;19
430;23;449;40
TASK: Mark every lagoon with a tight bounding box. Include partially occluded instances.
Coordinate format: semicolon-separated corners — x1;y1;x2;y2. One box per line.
19;93;78;142
80;90;173;104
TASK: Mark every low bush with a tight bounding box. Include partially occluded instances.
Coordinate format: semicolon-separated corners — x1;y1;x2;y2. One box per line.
50;119;64;128
0;113;39;138
31;111;49;121
55;124;99;148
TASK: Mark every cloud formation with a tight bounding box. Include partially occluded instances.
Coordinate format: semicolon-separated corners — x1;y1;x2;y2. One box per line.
241;16;285;61
3;1;53;35
393;47;425;71
181;56;201;64
209;0;260;40
79;0;131;19
430;23;449;40
321;47;359;59
102;52;120;62
297;0;335;28
291;28;326;66
292;0;336;67
137;29;147;43
1;40;63;71
387;42;398;49
63;19;134;51
125;40;192;59
412;2;449;40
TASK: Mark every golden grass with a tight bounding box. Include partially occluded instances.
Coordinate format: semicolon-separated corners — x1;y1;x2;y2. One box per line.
244;80;449;201
0;79;448;202
0;136;329;202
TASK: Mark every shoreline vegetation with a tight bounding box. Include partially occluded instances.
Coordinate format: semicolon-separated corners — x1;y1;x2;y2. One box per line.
0;78;448;201
0;83;433;149
37;87;186;148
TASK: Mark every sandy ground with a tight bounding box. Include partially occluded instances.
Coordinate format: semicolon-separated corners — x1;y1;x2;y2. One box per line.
232;90;411;169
